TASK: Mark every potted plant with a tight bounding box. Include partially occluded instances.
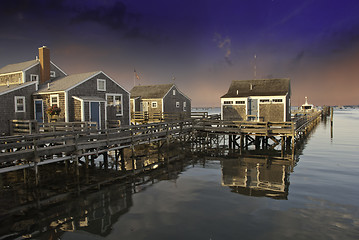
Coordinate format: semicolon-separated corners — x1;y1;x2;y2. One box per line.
46;105;61;122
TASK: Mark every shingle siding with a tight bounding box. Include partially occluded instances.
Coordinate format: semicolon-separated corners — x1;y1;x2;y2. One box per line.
73;99;82;121
223;105;246;121
24;64;40;82
259;103;284;122
163;86;191;117
0;72;22;85
67;72;130;126
0;84;36;135
34;92;65;123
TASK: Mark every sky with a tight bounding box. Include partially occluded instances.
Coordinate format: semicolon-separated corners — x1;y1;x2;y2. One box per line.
1;0;359;107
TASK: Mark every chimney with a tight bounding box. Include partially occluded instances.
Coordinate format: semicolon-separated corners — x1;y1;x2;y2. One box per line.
39;46;50;84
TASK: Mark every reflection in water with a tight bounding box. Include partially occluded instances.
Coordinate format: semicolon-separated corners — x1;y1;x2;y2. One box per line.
221;157;290;199
0;150;185;239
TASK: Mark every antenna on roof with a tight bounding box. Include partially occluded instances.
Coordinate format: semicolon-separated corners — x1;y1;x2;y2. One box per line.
172;73;176;83
254;54;257;80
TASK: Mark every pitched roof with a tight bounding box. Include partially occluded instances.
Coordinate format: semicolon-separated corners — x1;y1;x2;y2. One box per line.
221;79;290;98
0;81;37;96
37;71;100;93
130;84;174;99
0;60;39;74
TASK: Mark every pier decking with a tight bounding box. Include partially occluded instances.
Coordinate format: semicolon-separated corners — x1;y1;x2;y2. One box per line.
0;109;326;185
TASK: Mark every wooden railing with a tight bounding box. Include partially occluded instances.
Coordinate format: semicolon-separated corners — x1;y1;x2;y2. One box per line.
40;122;98;132
0;120;194;171
10;120;98;135
10;120;39;135
131;111;191;123
107;120;121;128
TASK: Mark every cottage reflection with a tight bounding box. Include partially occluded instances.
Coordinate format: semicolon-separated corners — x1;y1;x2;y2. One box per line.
221;157;290;199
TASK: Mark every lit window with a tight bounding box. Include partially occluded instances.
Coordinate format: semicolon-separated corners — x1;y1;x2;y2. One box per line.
152;102;157;108
107;94;122;115
15;96;25;112
97;79;106;91
173;90;176;95
176;102;180;108
50;94;59;107
30;74;39;82
183;101;186;111
50;71;56;77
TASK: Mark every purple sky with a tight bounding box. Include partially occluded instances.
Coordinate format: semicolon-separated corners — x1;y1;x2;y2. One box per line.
1;0;359;106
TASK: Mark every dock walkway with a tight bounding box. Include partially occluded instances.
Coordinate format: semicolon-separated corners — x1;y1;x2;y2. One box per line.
0;110;323;175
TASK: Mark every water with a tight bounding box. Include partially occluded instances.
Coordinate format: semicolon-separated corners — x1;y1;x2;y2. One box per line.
1;109;359;239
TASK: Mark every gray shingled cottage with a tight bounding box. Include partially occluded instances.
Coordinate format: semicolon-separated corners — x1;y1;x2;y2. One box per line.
221;79;291;122
130;84;191;122
0;46;130;135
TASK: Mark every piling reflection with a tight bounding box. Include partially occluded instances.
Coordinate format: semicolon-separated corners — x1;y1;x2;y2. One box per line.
221;157;290;199
0;151;185;239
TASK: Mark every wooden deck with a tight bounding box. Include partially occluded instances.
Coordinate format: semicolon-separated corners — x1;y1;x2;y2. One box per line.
0;110;324;176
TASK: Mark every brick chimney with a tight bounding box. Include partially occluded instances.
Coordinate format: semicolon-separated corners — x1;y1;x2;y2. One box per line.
39;46;50;84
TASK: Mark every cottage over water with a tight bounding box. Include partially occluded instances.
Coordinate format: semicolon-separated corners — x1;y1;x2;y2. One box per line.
130;84;191;123
0;46;130;135
221;79;291;122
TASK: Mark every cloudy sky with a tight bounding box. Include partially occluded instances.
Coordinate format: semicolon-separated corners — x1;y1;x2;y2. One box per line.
1;0;359;106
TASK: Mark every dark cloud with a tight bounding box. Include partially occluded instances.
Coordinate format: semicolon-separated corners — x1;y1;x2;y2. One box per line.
70;1;128;30
0;0;155;43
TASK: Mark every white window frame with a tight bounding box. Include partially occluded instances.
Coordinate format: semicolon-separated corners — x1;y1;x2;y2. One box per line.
50;94;59;107
106;93;123;116
30;74;39;82
15;96;26;113
50;71;56;77
152;102;157;108
183;101;186;111
173;90;176;95
176;101;180;108
97;79;106;91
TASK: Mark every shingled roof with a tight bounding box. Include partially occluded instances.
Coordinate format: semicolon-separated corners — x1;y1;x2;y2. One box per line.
130;84;174;99
37;71;100;93
0;60;39;74
221;79;290;98
0;81;37;95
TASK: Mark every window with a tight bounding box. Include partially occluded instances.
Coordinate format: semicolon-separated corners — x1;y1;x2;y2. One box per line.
97;79;106;91
152;102;157;108
30;74;39;82
260;99;270;103
273;99;283;103
50;71;56;77
50;94;59;107
236;101;245;104
15;96;25;112
183;101;186;111
176;102;180;108
223;101;233;104
173;90;176;95
107;94;123;115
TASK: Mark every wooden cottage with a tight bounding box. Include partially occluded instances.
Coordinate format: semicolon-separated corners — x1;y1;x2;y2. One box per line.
0;47;66;135
130;84;191;123
221;79;291;122
34;71;130;129
0;46;130;135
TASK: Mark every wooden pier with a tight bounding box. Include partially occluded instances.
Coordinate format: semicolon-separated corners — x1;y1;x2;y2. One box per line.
0;109;325;186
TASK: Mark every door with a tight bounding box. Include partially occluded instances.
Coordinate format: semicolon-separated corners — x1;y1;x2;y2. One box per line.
34;100;44;123
90;102;100;129
247;98;258;121
140;102;148;112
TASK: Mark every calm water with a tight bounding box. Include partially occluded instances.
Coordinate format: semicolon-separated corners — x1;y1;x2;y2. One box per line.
1;109;359;239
